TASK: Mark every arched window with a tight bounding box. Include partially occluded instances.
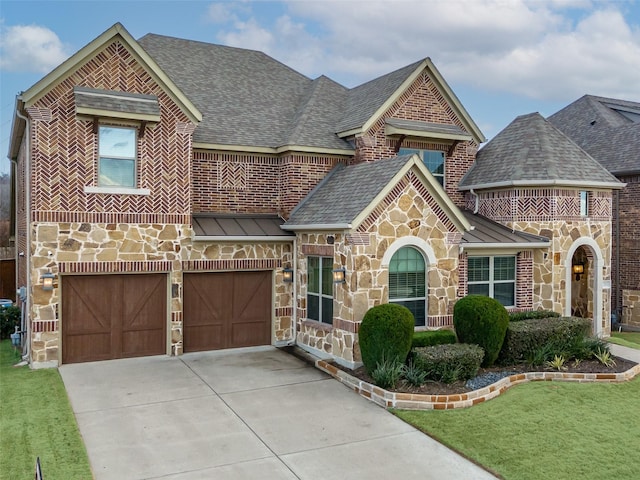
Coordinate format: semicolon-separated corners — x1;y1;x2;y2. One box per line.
389;246;426;326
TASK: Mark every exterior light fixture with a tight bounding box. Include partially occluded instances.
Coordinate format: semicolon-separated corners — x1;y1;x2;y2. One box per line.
572;263;584;281
41;270;55;291
282;267;294;283
333;267;346;284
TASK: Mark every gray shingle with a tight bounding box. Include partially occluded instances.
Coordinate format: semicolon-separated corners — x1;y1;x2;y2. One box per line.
385;118;469;137
459;113;620;188
548;95;640;175
335;60;424;133
286;155;414;226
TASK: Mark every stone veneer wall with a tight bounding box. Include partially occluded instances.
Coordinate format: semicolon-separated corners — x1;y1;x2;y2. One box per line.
296;170;462;367
30;221;294;365
467;188;614;334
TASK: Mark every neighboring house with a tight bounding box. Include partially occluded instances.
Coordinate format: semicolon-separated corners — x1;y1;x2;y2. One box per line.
8;23;621;369
548;96;640;327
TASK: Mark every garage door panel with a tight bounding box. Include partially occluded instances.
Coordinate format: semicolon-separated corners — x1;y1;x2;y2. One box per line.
63;274;166;364
184;271;271;352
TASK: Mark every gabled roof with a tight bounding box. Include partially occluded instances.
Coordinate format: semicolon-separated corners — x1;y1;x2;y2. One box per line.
548;95;640;175
283;154;470;232
9;23;201;160
459;113;622;191
461;211;550;250
335;58;485;144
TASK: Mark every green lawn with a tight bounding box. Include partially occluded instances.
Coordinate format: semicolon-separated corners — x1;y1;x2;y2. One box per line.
0;340;92;479
395;377;640;480
608;331;640;350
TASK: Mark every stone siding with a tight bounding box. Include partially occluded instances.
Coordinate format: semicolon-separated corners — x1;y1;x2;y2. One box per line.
295;169;462;367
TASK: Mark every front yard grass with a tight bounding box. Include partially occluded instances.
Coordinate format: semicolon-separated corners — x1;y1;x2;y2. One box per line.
394;377;640;480
0;340;92;479
609;331;640;350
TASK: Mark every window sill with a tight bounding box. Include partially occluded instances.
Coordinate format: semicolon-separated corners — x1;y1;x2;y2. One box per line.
84;186;151;196
301;319;333;332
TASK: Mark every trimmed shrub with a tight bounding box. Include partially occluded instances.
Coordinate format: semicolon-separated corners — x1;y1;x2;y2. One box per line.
0;306;21;339
509;310;560;322
411;329;457;348
453;295;509;367
413;343;484;383
359;303;415;374
498;316;592;364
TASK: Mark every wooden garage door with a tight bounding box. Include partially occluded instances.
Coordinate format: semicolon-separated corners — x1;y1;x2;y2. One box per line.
62;274;166;364
183;271;271;352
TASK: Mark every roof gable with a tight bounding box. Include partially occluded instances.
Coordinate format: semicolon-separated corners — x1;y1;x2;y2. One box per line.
284;155;470;232
459;112;622;190
548;95;640;175
336;58;485;144
19;23;201;123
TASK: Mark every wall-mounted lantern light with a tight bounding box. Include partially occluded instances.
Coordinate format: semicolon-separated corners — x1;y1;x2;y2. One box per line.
333;267;346;284
41;270;55;291
282;267;294;283
572;263;584;281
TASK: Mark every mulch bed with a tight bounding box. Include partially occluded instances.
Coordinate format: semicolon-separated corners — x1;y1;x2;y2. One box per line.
330;356;638;395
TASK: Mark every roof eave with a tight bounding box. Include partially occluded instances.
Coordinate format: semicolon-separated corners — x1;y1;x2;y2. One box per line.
280;223;353;231
459;179;625;191
193;142;354;156
20;23;202;124
384;123;473;143
8;97;26;160
193;235;294;242
462;241;550;250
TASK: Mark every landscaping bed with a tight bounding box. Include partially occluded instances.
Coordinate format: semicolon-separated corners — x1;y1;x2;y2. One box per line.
330;355;638;395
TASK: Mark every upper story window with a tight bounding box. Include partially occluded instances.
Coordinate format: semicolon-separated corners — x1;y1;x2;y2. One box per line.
399;148;445;186
389;246;426;327
98;126;137;188
307;256;333;325
467;256;516;307
579;191;589;217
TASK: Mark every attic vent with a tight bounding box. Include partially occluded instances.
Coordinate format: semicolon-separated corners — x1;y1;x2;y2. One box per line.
590;120;597;126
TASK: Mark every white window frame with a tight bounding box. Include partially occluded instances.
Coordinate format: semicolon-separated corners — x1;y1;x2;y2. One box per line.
307;256;334;325
98;125;138;188
467;256;516;308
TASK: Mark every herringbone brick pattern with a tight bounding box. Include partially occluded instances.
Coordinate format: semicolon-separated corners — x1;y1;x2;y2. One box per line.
27;40;195;223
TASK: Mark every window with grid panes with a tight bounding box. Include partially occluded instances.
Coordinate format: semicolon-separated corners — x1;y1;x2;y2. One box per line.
307;257;334;324
389;247;426;326
398;148;445;186
467;256;516;307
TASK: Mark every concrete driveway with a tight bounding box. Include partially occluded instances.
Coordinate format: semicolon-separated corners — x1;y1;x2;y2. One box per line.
60;346;495;480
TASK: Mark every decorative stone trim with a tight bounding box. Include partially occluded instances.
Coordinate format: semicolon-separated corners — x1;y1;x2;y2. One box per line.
317;361;640;410
301;244;334;256
182;258;280;271
33;211;191;224
427;315;454;327
32;320;58;333
346;233;370;245
59;261;172;273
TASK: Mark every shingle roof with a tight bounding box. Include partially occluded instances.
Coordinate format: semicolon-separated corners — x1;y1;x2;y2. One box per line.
548;95;640;175
285;155;414;226
461;211;549;247
335;60;424;133
459;112;621;189
385;118;470;138
138;34;352;150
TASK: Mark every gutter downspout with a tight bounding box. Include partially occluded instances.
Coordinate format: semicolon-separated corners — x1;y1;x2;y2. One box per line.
615;190;621;324
15;105;31;364
291;236;297;345
470;189;479;214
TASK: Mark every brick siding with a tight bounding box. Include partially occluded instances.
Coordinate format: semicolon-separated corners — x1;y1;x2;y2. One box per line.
615;175;640;321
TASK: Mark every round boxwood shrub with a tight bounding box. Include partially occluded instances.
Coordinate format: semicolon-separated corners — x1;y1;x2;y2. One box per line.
359;303;415;374
453;295;509;367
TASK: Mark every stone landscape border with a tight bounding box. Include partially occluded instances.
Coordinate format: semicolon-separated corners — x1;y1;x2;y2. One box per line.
316;359;640;410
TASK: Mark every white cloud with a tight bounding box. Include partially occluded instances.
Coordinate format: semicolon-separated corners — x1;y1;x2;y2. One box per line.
0;24;69;74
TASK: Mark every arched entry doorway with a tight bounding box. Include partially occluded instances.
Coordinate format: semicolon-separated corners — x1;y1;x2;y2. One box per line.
565;238;605;336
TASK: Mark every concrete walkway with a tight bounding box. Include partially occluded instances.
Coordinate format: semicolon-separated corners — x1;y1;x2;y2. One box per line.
609;342;640;364
60;346;495;480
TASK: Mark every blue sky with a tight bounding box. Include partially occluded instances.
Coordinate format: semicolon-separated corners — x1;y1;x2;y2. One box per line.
1;0;639;175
